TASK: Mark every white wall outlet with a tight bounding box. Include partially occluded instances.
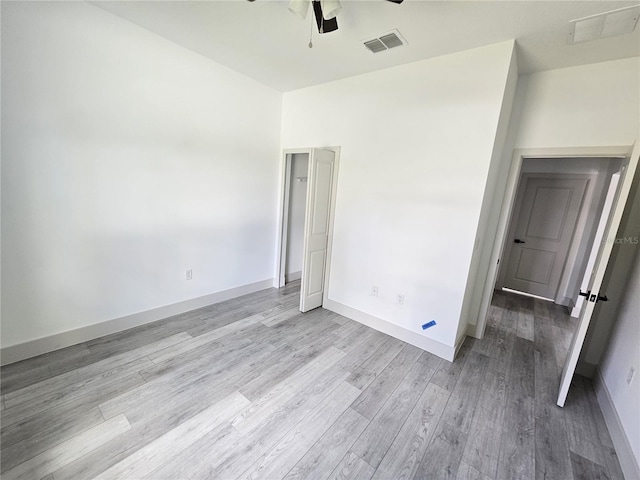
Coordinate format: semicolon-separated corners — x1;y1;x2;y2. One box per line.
186;269;193;281
396;294;404;305
371;286;379;296
627;366;636;385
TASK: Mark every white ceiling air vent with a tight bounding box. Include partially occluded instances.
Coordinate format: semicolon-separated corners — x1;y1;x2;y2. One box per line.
568;5;639;44
363;29;406;53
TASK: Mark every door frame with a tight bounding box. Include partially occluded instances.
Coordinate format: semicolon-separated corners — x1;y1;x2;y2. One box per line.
274;147;341;308
496;172;594;303
474;145;631;340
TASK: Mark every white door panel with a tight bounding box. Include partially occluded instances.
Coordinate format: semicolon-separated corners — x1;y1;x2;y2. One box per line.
300;148;335;312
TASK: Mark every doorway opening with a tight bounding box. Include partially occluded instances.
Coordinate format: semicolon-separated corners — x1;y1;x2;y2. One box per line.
276;147;340;313
281;152;309;286
474;144;638;407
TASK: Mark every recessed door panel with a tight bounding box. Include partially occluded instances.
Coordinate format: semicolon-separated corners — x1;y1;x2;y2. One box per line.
306;250;326;296
514;248;556;285
311;161;332;236
526;187;572;240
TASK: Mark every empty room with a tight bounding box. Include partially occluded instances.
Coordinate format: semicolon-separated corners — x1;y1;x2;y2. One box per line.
1;1;639;479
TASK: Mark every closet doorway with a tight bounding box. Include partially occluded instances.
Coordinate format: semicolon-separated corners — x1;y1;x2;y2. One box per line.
276;148;339;313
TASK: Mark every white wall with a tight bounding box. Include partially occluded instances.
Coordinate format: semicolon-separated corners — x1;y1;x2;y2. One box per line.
598;246;640;477
1;2;282;351
514;58;639;149
285;153;309;279
281;41;516;354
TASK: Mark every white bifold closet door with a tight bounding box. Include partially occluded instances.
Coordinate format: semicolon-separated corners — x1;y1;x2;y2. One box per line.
300;148;335;313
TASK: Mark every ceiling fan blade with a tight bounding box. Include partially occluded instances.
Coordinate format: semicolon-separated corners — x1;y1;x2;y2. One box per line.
386;0;404;3
321;0;342;19
288;0;310;19
313;1;338;33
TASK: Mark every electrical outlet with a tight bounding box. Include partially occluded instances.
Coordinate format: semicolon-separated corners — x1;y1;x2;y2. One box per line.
371;286;379;296
396;294;404;305
186;269;193;281
627;367;636;385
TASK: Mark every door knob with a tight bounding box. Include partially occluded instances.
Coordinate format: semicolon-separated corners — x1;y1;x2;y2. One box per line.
514;239;525;244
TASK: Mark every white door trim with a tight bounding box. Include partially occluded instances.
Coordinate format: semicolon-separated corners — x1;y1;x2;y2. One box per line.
474;145;631;340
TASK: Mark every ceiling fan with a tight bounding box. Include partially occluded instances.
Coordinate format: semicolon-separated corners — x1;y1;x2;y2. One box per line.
247;0;404;35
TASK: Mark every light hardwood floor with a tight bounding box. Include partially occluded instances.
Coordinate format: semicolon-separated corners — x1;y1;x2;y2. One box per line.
0;283;624;480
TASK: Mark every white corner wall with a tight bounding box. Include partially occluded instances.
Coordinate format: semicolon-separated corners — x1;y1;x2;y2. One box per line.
455;44;519;344
1;2;282;359
281;41;517;357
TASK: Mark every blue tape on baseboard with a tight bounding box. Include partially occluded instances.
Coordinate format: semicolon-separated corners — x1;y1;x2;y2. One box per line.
422;320;436;330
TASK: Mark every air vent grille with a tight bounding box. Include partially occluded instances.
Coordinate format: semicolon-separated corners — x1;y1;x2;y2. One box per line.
379;33;404;49
364;39;387;53
568;5;639;44
363;29;406;53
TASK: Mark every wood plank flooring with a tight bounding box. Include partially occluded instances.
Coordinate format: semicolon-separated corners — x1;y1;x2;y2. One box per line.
0;285;624;480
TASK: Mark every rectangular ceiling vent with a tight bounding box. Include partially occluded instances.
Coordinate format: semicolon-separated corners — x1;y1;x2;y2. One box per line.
363;29;407;53
568;5;639;44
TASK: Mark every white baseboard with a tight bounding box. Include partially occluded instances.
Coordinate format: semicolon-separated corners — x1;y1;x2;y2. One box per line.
594;369;640;480
1;278;275;366
285;271;302;283
323;298;456;362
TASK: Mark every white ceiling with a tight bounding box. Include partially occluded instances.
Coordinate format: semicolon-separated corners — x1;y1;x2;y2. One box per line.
92;0;640;92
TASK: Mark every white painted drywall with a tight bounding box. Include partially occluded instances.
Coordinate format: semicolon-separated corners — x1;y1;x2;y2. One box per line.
1;2;282;349
281;41;516;350
285;154;309;279
513;58;639;149
598;247;640;473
